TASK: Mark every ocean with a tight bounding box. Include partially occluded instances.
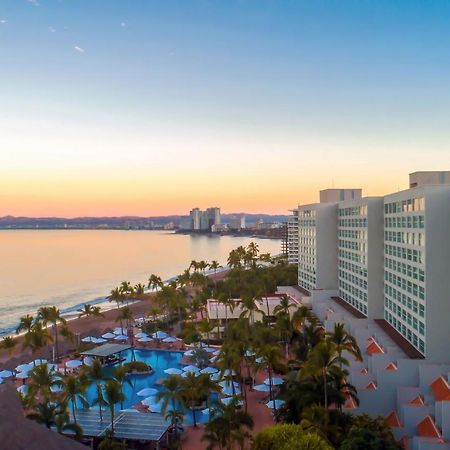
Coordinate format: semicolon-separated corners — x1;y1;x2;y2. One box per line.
0;230;281;335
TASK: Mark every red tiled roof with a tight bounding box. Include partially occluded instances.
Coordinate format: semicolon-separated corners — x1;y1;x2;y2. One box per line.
343;397;357;409
385;362;398;371
430;376;450;401
365;381;377;390
410;395;425;406
416;415;441;439
367;340;384;356
360;368;369;374
386;410;403;428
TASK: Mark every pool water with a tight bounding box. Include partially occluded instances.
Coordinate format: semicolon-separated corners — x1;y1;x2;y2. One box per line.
81;348;213;424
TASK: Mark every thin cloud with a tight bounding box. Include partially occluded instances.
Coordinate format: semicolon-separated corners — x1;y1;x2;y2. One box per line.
120;22;127;28
74;46;85;53
0;19;7;24
48;26;56;33
27;0;40;6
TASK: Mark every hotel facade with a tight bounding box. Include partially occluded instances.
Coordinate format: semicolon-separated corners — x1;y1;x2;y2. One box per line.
293;172;450;363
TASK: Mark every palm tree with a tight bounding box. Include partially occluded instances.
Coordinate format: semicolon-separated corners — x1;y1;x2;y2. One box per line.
0;336;16;355
85;359;109;420
109;287;125;310
60;322;75;347
209;260;222;275
182;372;201;427
37;306;67;361
197;319;214;343
227;249;242;269
258;344;284;408
301;340;347;409
23;322;53;360
216;346;241;397
134;283;146;295
157;375;186;418
197;373;221;420
115;306;133;334
111;365;132;410
239;295;259;326
77;304;104;319
16;314;34;334
148;274;163;291
27;362;61;401
202;397;254;450
326;322;362;366
104;379;125;435
61;374;89;423
189;260;199;272
147;305;161;323
198;260;209;273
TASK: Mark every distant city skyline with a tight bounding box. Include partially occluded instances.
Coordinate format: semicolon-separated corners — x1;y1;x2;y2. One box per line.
1;0;450;216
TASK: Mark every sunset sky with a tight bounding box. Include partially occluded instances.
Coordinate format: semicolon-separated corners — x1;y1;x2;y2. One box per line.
1;0;449;217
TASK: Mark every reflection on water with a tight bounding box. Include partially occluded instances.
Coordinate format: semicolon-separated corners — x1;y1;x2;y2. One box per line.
0;230;280;334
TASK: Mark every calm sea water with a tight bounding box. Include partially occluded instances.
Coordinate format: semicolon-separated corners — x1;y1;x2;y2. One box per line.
0;230;281;335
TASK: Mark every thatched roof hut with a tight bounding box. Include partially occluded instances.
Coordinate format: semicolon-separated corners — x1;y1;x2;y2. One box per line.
0;383;86;449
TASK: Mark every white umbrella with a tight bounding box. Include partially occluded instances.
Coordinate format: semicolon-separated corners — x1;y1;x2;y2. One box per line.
200;366;218;374
264;377;284;386
102;332;116;339
113;327;124;335
221;385;241;396
17;385;27;394
211;373;221;381
255;357;264;364
254;384;271;392
266;399;285;409
16;372;29;380
15;363;32;373
219;380;239;389
138;337;153;342
212;350;220;356
164;368;183;375
183;350;194;357
0;370;14;378
83;356;94;366
162;336;177;343
245;350;255;357
65;359;82;369
114;334;128;341
209;356;218;363
182;365;200;373
81;336;97;343
152;331;168;339
50;385;63;393
137;387;158;397
222;369;236;377
93;337;107;344
33;359;47;366
141;396;158;406
135;332;148;339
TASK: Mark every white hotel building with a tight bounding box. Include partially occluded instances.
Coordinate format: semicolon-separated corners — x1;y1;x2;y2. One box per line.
295;172;450;363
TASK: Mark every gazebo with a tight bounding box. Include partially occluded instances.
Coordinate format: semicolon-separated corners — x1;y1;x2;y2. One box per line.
80;343;135;366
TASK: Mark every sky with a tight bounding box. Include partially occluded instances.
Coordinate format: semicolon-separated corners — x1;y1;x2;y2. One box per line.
1;0;449;217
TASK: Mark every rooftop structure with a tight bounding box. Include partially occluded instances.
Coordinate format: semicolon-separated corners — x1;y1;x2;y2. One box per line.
409;171;450;188
63;409;169;445
319;188;362;203
81;343;132;358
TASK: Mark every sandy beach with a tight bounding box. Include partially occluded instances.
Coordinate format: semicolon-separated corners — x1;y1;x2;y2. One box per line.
0;270;228;370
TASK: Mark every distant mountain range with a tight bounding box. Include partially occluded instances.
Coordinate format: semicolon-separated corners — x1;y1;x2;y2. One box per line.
0;214;290;229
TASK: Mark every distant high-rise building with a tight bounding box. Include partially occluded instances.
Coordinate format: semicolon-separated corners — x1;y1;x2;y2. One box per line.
229;214;246;230
188;207;221;231
287;209;299;265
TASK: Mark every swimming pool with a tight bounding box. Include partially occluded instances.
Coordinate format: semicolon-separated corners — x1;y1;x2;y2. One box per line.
82;348;213;424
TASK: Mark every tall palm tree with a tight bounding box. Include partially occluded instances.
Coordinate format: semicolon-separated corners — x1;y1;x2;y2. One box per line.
326;322;362;366
209;260;222;275
301;340;348;409
148;274;163;291
197;319;214;343
111;365;132;410
23;322;53;360
61;374;89;423
37;306;66;361
27;362;61;401
77;304;104;319
239;295;259;326
103;379;125;435
182;372;201;427
197;373;221;420
202;397;254;450
16;314;35;334
156;375;186;418
0;336;17;355
115;306;133;334
134;283;146;295
84;359;108;420
258;344;284;405
227;249;242;269
109;287;125;310
216;346;241;397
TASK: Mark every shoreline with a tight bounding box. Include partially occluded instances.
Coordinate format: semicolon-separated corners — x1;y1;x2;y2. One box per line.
0;269;229;369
